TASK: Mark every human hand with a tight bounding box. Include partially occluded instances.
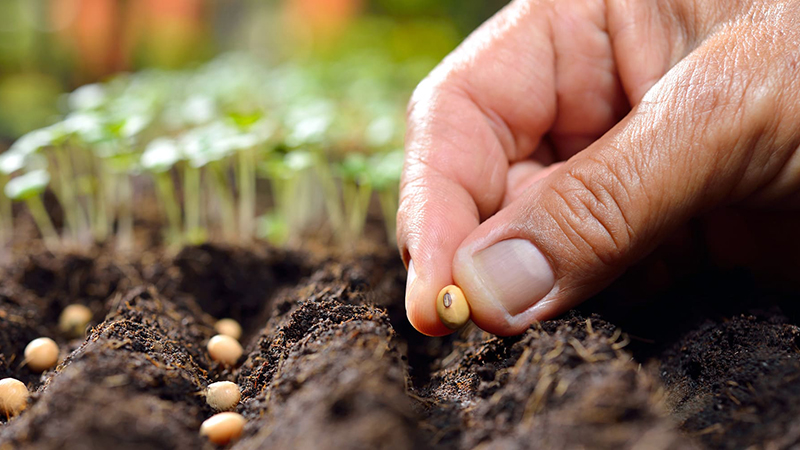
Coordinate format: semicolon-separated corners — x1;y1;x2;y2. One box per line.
398;0;800;336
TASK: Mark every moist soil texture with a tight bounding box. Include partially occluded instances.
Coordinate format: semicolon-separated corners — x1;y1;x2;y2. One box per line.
1;237;799;449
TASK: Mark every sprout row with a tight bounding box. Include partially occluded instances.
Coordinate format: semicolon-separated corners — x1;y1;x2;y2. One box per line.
0;53;411;251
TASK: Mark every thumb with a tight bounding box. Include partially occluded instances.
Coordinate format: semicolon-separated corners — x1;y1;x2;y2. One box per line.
452;51;792;336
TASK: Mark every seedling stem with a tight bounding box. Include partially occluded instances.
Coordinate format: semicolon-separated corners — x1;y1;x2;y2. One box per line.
94;160;112;242
378;189;398;245
154;172;182;244
53;146;87;242
343;179;372;241
116;173;134;252
209;163;237;240
0;174;10;246
183;165;204;244
315;159;345;240
237;148;257;240
25;194;59;251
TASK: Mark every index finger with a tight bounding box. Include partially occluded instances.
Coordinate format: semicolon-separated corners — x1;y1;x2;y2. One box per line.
398;0;557;335
399;0;633;335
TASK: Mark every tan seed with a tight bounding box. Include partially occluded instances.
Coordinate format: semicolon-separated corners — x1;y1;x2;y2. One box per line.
200;411;246;445
0;378;28;417
436;285;471;330
214;318;242;340
206;381;241;411
24;337;59;372
207;335;243;366
58;304;93;337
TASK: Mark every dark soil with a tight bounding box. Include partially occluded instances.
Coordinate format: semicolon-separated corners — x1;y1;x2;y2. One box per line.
1;237;800;449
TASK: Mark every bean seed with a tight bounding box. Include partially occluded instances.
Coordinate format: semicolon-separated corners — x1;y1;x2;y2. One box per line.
58;304;92;337
214;318;242;340
24;337;59;372
436;285;471;330
0;378;28;418
206;381;241;411
200;412;246;445
207;335;243;366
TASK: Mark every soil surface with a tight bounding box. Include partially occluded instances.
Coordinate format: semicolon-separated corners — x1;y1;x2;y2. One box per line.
1;236;800;449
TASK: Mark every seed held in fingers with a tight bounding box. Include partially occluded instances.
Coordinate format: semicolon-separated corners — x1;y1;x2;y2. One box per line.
207;335;243;366
436;285;471;330
58;304;93;337
214;318;242;340
24;337;60;372
200;411;246;445
206;381;241;411
0;378;28;417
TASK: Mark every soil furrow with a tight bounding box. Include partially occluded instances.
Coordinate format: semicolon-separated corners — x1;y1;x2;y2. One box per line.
0;286;216;449
1;244;800;449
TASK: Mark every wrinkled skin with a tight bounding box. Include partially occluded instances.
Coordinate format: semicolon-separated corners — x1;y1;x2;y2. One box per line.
398;0;800;336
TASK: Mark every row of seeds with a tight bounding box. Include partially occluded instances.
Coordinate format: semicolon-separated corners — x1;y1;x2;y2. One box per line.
0;306;249;446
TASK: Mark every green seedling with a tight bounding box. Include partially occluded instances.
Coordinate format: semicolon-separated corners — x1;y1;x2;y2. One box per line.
2;130;57;246
68;83;108;111
4;170;59;250
180;123;240;242
260;150;321;245
42;123;92;245
97;146;138;253
141;138;183;244
60;113;108;241
7;128;55;157
284;100;334;148
368;149;404;245
0;172;10;247
0;149;51;247
365;114;400;149
3;52;428;252
97;111;153;251
175;129;207;244
338;153;373;242
0;151;25;246
60;111;144;246
256;212;289;246
182;162;205;244
228;112;274;240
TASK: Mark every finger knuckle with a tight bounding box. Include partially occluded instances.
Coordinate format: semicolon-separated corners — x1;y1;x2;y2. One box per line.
406;67;462;126
544;159;637;268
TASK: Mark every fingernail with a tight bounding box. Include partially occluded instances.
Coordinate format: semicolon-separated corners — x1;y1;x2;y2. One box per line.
405;260;417;304
471;239;554;316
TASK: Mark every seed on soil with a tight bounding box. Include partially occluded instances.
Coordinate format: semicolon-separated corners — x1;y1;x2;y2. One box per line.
23;337;60;372
0;378;29;418
58;304;93;337
206;381;241;411
214;318;242;340
207;335;243;366
200;411;246;445
436;285;471;330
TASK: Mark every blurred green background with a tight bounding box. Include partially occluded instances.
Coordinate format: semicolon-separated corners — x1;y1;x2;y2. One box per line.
0;0;506;142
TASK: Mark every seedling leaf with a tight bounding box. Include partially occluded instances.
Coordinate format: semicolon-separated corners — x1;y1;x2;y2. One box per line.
369;149;404;190
142;138;182;173
0;151;26;175
68;83;107;111
8;129;54;156
339;153;369;184
4;170;50;200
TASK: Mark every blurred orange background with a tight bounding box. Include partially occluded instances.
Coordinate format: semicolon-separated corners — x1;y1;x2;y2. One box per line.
0;0;505;140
